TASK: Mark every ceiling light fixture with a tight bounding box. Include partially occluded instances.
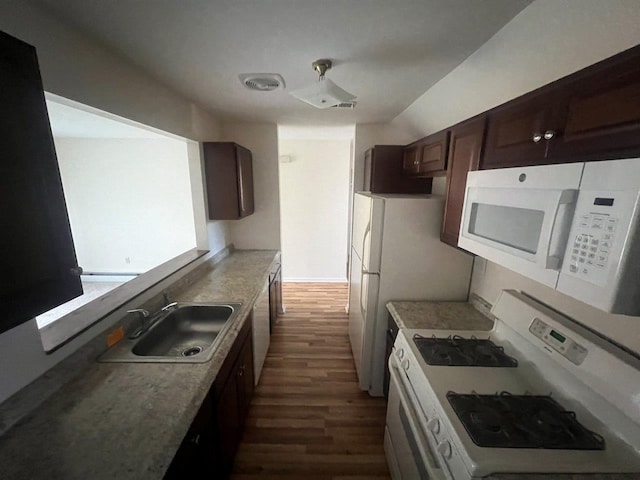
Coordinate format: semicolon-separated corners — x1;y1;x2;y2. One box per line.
290;59;356;109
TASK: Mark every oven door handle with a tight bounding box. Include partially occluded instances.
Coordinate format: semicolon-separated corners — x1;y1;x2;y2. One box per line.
389;359;447;479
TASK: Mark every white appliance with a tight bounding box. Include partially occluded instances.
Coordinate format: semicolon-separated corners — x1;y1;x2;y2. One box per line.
385;290;640;479
348;193;473;397
459;158;640;315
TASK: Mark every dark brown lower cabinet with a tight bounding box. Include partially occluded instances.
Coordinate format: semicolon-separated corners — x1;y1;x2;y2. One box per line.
268;260;282;333
164;317;254;479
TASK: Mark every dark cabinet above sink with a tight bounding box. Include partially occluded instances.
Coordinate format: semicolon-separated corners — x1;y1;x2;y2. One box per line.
203;142;255;220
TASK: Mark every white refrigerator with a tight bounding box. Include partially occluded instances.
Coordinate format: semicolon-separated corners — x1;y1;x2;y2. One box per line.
348;193;473;396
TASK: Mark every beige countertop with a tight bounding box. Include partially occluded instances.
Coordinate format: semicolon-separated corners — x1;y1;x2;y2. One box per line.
0;250;278;480
386;299;494;331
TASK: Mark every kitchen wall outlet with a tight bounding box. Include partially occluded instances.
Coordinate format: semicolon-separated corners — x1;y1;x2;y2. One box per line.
125;257;131;264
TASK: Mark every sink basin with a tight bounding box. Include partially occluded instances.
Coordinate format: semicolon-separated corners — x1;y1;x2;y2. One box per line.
99;302;242;363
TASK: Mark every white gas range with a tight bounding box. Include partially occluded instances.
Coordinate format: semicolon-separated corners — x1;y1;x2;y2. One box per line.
384;290;640;479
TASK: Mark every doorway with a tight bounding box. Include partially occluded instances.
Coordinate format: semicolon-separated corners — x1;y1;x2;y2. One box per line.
277;125;355;282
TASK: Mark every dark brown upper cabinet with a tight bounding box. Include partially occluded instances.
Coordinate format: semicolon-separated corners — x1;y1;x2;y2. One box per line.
403;131;449;177
441;117;486;247
548;50;640;162
363;145;431;194
203;142;255;220
482;44;640;169
482;90;565;169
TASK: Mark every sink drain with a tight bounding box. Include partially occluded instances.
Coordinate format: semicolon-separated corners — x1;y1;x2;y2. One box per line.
182;346;203;357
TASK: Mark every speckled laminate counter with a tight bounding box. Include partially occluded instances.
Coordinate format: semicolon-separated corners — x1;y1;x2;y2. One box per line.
0;250;278;480
386;300;494;331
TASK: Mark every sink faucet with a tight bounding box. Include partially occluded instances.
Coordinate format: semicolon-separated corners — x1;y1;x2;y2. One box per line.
126;299;180;339
127;308;151;339
161;301;179;312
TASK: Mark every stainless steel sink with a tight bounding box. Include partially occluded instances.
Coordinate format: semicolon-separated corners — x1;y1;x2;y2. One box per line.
99;302;242;363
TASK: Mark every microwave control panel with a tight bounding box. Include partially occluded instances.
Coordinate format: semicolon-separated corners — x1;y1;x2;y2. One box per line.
529;317;588;365
561;186;633;287
566;212;617;284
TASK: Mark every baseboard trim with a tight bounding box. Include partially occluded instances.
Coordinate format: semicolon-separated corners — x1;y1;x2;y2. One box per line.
283;277;348;283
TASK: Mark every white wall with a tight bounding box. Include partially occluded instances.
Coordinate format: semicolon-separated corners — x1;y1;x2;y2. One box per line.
391;0;640;353
219;122;281;250
55;137;197;273
392;0;640;140
0;1;226;404
279;139;351;281
0;1;221;143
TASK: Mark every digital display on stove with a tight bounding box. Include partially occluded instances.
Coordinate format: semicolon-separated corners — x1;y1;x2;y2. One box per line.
550;330;566;343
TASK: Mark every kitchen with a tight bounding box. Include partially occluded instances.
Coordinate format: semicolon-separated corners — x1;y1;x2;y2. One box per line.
1;1;640;479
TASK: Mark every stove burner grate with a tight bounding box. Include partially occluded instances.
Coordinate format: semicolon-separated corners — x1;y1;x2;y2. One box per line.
447;391;606;450
413;335;518;367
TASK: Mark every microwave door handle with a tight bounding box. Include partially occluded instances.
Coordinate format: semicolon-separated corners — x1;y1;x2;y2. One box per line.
539;189;578;270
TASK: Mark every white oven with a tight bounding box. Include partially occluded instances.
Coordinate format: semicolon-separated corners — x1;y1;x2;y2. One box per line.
383;291;640;478
458;158;640;315
385;354;449;480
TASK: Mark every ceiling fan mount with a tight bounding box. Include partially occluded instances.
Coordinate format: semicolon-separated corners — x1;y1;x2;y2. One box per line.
311;59;332;79
290;58;356;109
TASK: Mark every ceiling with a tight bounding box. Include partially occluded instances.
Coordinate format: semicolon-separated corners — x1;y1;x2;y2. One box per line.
34;0;532;126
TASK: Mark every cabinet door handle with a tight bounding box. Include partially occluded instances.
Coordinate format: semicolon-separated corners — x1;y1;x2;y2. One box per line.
190;434;200;446
532;132;543;143
69;266;84;276
544;130;556;140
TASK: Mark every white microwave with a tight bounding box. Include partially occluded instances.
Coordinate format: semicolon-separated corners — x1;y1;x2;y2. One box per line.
458;158;640;315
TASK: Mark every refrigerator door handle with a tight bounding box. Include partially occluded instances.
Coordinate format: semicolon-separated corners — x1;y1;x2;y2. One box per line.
359;270;379;318
362;224;381;275
360;270;367;318
362;222;371;272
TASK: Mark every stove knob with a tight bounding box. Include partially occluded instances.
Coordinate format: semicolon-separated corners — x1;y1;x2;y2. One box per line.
437;440;452;459
396;348;404;360
401;359;410;371
426;418;440;434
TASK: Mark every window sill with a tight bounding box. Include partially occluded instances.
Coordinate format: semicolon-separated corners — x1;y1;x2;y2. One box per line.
39;248;209;352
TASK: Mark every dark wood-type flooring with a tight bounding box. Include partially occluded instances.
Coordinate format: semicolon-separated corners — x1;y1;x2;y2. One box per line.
230;282;391;480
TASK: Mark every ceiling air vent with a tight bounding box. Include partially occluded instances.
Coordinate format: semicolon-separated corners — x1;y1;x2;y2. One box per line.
239;73;285;91
331;101;357;109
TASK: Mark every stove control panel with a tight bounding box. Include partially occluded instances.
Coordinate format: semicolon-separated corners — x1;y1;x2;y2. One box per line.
529;317;588;365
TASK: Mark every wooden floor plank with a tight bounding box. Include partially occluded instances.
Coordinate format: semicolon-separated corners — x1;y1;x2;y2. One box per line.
230;282;390;480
